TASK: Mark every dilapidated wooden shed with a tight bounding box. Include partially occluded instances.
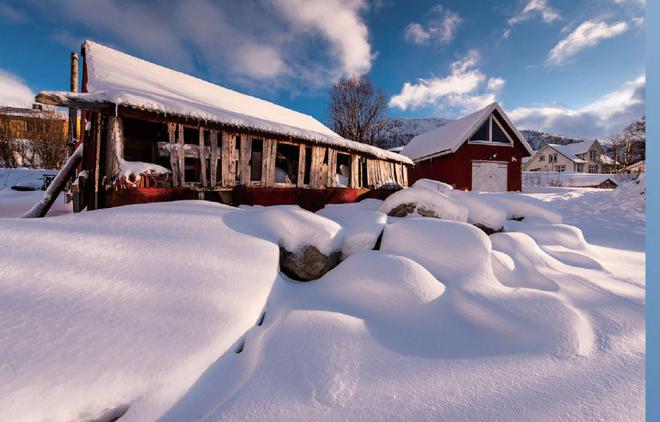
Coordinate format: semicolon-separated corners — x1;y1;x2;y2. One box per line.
36;41;412;211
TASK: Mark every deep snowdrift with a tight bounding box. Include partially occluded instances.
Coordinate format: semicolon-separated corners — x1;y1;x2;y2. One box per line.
0;201;279;421
0;182;645;421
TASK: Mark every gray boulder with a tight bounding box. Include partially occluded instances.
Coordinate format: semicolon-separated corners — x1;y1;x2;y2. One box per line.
280;245;341;281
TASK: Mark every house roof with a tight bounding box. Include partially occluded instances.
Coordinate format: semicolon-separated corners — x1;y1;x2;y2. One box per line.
400;102;534;161
0;106;66;120
547;141;593;163
36;41;411;165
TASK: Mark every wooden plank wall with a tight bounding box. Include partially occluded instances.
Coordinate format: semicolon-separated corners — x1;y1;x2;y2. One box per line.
149;122;410;191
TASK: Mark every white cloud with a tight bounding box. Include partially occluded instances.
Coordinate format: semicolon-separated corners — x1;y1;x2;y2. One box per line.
503;0;560;39
273;0;372;76
547;20;629;65
24;0;372;90
404;23;431;44
509;75;645;138
0;69;35;108
389;51;504;114
404;4;462;45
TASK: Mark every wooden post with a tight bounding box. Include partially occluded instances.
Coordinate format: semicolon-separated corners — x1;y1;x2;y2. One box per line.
221;132;236;187
209;130;218;187
297;144;306;188
104;115;123;189
402;165;409;187
309;146;325;189
350;155;359;188
262;138;277;187
239;135;252;185
198;128;207;187
168;123;179;187
67;52;79;157
177;124;185;186
326;149;337;187
91;113;102;210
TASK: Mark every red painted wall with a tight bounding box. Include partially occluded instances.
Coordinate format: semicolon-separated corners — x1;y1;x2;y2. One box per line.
408;138;529;191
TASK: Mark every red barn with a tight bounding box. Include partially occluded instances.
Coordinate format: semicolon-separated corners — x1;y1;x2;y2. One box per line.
401;103;534;191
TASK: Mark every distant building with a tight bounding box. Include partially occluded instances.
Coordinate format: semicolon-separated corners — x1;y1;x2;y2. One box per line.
625;160;645;173
0;105;68;167
523;140;614;173
401;102;534;192
0;105;67;140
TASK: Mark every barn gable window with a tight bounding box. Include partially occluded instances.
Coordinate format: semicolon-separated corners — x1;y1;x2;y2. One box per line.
468;114;513;145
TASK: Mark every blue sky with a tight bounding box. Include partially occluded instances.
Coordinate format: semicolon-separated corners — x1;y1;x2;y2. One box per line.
0;0;645;138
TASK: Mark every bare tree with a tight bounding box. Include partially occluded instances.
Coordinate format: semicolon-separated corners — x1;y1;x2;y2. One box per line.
0;110;67;169
608;116;645;172
329;75;392;147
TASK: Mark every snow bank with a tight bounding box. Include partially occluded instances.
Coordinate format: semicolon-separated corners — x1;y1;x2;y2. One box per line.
0;201;279;421
412;178;453;193
450;190;507;230
479;192;562;223
381;218;491;283
224;205;343;256
317;205;387;258
379;187;468;221
0;168;70;217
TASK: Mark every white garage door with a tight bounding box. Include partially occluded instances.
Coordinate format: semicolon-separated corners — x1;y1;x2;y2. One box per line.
471;161;508;192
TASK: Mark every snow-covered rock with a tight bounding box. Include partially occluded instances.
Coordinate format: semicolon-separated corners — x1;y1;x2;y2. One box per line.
224;206;344;280
379;187;468;221
412;178;454;193
480;192;562;223
381;218;491;283
317;205;387;259
450;190;507;233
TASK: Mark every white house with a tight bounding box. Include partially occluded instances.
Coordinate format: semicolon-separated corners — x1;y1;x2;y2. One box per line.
523;140;614;173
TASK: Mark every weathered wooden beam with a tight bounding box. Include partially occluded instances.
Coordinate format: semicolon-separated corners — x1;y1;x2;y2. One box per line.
350;155;360;188
402;165;409;187
262;138;277;187
297;144;306;188
35;92;114;112
239;135;252;185
309;146;324;189
105;115;123;187
167;123;179;187
67;52;79;157
221;132;236;187
177;124;185;186
198;128;207;187
91;113;102;210
23;144;84;218
326;149;337;187
210;130;218;186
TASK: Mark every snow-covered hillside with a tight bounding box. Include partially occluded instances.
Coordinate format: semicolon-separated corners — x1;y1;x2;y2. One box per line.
519;129;586;151
0;181;644;421
379;117;450;148
0;168;71;217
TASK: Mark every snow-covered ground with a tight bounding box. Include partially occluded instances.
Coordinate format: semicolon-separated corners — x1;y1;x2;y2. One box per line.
0;168;71;217
0;176;644;421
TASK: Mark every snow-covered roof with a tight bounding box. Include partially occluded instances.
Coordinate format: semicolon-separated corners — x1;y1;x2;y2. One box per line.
547;141;593;163
388;146;404;153
36;41;411;165
0;106;66;120
401;102;534;161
